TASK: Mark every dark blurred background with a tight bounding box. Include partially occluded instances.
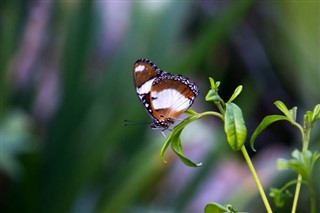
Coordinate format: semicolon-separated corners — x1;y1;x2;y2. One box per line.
1;1;319;213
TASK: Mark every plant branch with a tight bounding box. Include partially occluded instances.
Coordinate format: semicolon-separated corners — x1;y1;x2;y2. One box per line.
198;111;224;120
291;123;314;213
291;174;302;213
215;101;225;115
309;182;316;213
241;146;273;213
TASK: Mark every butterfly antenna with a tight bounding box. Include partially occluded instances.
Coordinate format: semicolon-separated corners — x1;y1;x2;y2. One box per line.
123;120;150;127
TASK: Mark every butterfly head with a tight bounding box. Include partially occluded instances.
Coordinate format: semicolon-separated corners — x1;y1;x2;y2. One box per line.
150;117;175;130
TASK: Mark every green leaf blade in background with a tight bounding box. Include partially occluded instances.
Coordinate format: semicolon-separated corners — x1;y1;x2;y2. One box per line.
42;1;96;212
174;0;254;72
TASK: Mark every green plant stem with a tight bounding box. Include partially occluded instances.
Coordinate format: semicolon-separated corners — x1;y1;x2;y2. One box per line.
291;174;302;213
241;146;273;213
198;111;224;120
215;101;225;115
280;179;299;191
291;125;313;213
309;182;316;213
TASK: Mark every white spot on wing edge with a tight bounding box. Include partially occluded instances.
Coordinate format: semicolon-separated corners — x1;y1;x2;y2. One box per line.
136;79;154;94
135;65;145;72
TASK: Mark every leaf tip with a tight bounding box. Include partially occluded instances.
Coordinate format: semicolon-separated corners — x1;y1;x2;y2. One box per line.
196;162;203;167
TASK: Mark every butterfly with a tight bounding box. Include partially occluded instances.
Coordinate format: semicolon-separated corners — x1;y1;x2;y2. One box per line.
133;58;199;130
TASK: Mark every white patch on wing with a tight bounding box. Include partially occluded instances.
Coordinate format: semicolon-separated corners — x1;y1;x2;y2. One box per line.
136;79;154;94
151;89;191;112
135;65;145;72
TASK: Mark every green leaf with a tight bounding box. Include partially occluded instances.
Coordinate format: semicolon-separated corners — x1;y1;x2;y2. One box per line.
160;135;172;163
276;149;320;181
216;81;221;88
206;77;222;103
224;103;247;151
209;77;216;90
208;77;220;91
277;156;308;180
305;111;313;127
204;202;230;213
171;136;202;167
310;151;320;174
274;101;292;119
311;104;320;123
0;110;36;180
205;203;240;213
227;85;243;103
250;115;289;151
269;187;292;207
274;101;298;122
277;158;289;170
160;119;187;162
289;107;297;121
160;113;202;167
206;89;222;103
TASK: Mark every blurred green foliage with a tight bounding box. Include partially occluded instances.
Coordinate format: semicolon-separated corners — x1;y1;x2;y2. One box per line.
1;1;319;213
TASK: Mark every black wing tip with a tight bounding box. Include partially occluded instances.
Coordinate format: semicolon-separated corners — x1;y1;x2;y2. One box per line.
135;58;160;71
136;58;152;64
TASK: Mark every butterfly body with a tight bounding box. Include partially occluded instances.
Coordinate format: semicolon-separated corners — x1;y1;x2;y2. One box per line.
133;58;199;130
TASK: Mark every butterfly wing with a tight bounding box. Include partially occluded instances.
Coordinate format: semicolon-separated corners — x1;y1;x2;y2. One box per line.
133;58;199;129
133;58;163;119
149;74;199;124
